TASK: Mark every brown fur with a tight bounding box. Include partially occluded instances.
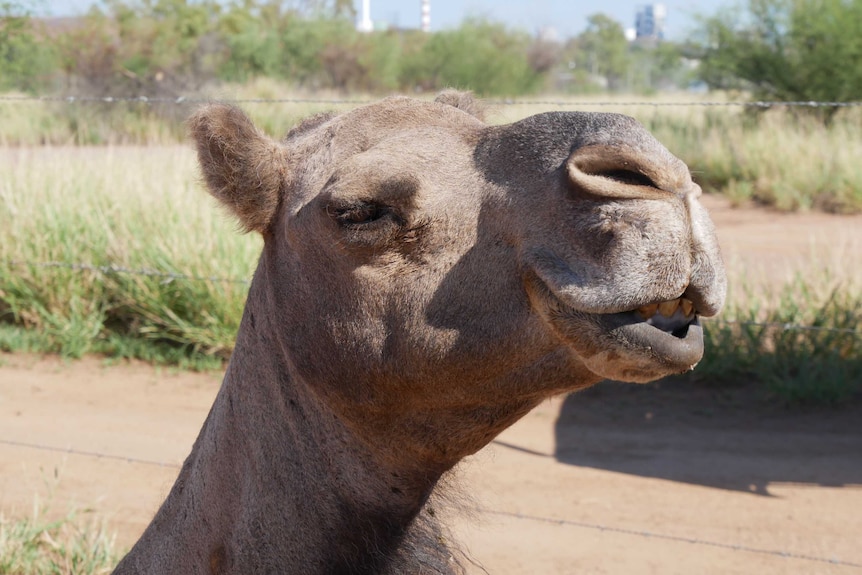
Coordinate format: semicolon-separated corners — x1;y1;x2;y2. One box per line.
113;93;726;574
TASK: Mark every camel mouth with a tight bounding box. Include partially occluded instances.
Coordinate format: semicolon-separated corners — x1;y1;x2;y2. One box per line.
530;279;707;381
597;305;704;369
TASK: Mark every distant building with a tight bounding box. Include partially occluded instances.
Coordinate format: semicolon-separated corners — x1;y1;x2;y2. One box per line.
356;0;430;33
421;0;430;33
635;4;666;40
357;0;373;33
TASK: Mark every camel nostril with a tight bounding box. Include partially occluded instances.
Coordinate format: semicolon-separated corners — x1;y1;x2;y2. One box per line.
593;169;658;189
565;144;671;201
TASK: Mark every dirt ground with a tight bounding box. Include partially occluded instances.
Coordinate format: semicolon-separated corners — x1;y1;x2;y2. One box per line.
1;195;861;574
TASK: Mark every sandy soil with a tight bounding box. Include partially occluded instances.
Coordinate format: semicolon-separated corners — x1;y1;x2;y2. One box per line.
1;196;861;574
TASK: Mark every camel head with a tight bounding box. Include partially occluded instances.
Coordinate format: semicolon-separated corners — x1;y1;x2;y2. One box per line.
188;92;726;459
114;92;727;575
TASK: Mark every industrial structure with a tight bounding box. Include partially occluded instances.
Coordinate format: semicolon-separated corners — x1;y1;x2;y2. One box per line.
357;0;373;32
635;4;666;40
421;0;430;33
356;1;430;33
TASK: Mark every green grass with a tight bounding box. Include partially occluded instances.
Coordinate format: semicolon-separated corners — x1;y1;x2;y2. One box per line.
696;276;862;404
640;106;862;214
0;146;260;364
0;94;188;147
0;81;359;147
0;506;118;575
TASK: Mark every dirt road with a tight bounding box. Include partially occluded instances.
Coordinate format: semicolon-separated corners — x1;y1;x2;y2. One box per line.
1;196;861;574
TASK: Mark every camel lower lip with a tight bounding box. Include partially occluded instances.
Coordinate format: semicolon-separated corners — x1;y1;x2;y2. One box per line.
598;311;704;369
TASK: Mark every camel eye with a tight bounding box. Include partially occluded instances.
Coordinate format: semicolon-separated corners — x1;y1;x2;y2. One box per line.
329;201;387;226
328;201;403;230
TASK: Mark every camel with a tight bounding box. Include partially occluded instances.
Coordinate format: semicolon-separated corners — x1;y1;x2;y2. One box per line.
112;91;726;574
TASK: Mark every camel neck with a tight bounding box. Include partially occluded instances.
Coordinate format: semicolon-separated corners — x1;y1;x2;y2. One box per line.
113;301;456;575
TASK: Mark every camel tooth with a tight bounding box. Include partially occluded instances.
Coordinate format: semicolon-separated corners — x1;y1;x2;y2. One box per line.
680;298;694;317
637;303;659;319
658;299;680;317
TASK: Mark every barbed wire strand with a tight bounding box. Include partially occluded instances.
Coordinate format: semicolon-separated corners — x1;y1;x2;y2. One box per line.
2;259;859;336
0;95;371;105
476;507;861;568
0;437;857;568
4;260;250;285
493;99;862;108
717;320;860;336
0;438;180;468
1;94;861;108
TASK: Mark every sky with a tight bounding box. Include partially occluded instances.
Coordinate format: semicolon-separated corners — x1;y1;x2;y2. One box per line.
42;0;727;40
355;0;724;40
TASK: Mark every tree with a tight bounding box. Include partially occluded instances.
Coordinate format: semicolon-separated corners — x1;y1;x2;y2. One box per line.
695;0;862;121
218;0;292;82
573;14;630;90
0;1;57;92
401;18;542;96
290;0;354;20
628;40;691;92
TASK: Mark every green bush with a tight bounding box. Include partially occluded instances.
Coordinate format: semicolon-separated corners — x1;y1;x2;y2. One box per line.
401;18;542;96
696;277;862;404
695;0;862;122
0;2;58;92
218;3;286;82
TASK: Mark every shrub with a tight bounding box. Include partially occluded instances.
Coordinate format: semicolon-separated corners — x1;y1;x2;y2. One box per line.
401;18;542;96
0;1;58;93
696;277;862;404
694;0;862;122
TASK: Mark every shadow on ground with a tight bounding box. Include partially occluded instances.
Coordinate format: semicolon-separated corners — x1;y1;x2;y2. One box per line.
550;379;862;495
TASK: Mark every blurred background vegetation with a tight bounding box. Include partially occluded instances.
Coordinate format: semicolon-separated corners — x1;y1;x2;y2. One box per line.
1;0;860;103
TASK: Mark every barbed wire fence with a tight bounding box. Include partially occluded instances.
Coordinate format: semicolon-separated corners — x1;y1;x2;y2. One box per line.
1;94;860;569
2;93;862;108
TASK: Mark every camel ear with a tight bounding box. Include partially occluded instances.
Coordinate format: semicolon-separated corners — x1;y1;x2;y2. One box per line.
434;90;486;121
188;104;287;234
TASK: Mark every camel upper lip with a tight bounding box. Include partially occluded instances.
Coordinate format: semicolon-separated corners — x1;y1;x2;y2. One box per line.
523;247;722;319
524;248;715;371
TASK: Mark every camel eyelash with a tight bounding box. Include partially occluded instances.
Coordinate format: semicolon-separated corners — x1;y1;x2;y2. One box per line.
328;201;389;226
